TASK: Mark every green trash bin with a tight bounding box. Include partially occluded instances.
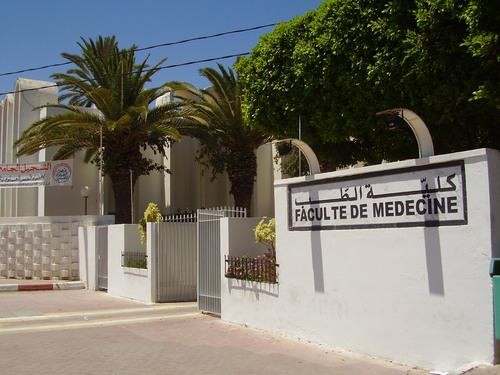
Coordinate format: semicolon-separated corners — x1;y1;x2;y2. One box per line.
490;258;500;340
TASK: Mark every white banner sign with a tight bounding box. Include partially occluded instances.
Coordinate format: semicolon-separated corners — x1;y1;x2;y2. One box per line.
0;160;73;188
288;160;467;230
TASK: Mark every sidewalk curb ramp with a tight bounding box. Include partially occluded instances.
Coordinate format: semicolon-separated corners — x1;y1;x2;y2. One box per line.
0;281;85;292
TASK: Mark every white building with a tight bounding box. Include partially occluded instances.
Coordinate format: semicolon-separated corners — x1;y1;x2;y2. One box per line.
0;78;276;220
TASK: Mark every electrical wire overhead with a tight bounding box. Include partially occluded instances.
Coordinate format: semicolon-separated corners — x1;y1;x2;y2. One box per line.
0;52;250;96
0;23;276;78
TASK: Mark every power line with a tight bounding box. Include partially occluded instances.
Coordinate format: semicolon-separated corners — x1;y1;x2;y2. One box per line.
157;52;248;69
0;52;250;96
0;23;276;78
135;23;276;52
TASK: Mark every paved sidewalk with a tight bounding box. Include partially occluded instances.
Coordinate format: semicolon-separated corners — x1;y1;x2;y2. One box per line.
1;290;497;374
0;289;147;318
0;312;425;375
0;290;423;374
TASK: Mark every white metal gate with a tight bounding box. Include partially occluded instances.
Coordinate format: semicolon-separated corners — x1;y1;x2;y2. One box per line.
155;215;197;302
97;226;108;290
197;207;246;315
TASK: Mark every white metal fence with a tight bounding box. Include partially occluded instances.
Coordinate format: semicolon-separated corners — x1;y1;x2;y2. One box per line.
197;207;246;315
155;213;197;302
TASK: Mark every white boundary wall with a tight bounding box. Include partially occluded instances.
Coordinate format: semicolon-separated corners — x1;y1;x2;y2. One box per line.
106;224;152;303
80;222;197;304
78;226;98;290
220;217;268;258
221;148;500;372
0;215;112;280
220;217;279;325
80;224;152;303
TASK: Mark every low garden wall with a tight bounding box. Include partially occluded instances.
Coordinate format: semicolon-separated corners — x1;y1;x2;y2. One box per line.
220;217;279;321
107;224;151;303
79;223;153;303
79;221;196;304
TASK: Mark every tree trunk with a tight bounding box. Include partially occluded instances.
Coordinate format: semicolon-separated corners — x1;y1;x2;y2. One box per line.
104;144;143;224
227;149;257;215
109;171;137;224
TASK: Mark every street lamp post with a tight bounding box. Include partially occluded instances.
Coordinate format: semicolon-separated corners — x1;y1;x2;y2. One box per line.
80;186;89;215
129;169;134;224
98;124;104;216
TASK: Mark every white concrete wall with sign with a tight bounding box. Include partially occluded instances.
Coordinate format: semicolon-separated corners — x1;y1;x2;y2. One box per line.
221;148;500;372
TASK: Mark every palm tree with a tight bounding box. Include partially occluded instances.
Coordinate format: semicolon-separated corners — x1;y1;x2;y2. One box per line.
15;36;192;223
168;65;271;214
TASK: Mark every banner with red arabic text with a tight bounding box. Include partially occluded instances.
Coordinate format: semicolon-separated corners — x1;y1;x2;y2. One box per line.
0;160;73;187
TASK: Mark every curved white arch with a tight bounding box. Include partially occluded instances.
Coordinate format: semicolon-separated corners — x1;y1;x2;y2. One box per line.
273;138;321;175
376;108;434;158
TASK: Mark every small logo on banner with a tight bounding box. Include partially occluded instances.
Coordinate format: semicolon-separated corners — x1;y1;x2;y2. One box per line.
52;162;72;184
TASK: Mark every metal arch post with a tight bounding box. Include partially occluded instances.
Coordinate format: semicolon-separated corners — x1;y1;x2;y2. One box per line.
376;108;435;158
273;138;321;175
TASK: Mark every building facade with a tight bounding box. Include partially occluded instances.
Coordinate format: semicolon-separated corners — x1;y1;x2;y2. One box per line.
0;78;276;220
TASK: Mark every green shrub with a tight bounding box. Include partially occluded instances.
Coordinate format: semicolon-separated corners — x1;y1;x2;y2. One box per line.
138;202;163;244
124;257;147;269
254;218;275;254
225;218;278;284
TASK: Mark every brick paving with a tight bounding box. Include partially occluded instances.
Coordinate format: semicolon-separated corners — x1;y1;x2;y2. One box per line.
0;313;425;375
0;289;145;318
0;290;497;374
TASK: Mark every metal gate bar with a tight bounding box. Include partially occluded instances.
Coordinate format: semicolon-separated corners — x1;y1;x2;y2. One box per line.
197;207;246;315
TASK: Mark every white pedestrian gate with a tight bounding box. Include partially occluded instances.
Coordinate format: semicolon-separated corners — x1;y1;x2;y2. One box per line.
197;207;246;315
155;215;197;302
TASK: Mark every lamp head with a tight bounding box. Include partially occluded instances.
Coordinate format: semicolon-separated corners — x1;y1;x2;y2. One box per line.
80;186;89;198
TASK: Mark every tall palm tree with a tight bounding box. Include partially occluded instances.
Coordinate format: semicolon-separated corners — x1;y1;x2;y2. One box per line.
15;36;192;223
169;65;271;214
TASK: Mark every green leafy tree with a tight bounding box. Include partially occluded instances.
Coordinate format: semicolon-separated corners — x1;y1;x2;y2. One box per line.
236;0;500;169
15;36;193;223
461;0;500;108
169;65;271;214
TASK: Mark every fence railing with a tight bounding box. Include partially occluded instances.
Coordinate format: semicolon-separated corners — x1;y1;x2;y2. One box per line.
121;252;147;269
225;254;278;284
162;213;197;223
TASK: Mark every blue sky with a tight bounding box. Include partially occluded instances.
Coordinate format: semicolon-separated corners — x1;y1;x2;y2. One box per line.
0;1;322;96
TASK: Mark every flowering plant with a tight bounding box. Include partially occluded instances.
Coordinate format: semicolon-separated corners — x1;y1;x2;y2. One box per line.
225;251;277;283
224;217;278;283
